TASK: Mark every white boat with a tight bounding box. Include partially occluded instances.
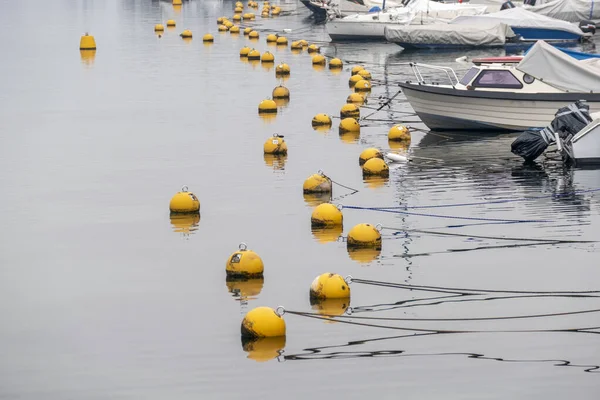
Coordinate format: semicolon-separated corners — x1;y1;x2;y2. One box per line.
397;41;600;131
524;0;600;22
326;0;488;41
300;0;404;20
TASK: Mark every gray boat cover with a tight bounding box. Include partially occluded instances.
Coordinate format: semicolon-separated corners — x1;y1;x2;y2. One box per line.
384;23;514;47
524;0;600;22
516;41;600;93
450;7;584;37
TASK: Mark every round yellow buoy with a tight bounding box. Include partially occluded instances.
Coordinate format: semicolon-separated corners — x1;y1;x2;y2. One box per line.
166;19;176;27
236;1;244;7
275;63;290;76
203;33;214;42
351;65;365;75
248;49;261;60
169;186;200;214
258;99;277;114
311;113;332;127
240;46;252;57
329;58;343;69
230;25;240;34
307;44;320;53
218;24;229;32
310;273;350;301
299;39;309;47
349;74;364;87
224;20;234;28
154;24;164;32
272;6;281;15
244;27;253;35
347;223;382;249
261;51;275;63
290;41;303;50
226;243;264;279
311;203;343;227
261;11;270;18
266;33;278;43
303;173;332;194
388;125;411;142
180;29;192;38
241;306;285;338
263;134;288;155
355;80;371;92
276;36;288;45
217;16;225;24
340;103;360;119
357;69;372;80
233;14;242;22
362;158;389;177
347;92;365;105
235;6;244;13
249;30;259;39
359;148;383;165
272;85;289;99
339;117;360;133
243;13;255;20
79;33;96;50
173;0;182;5
312;54;326;65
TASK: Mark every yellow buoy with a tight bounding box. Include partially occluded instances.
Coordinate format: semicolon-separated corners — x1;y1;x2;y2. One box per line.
244;27;253;35
261;51;275;63
351;65;365;75
226;243;264;279
169;185;200;214
79;33;96;50
340;103;360;119
275;63;290;76
349;74;364;87
154;24;164;32
290;41;303;50
362;158;389;177
307;44;320;53
329;58;343;69
388;125;411;142
263;134;288;155
218;24;229;32
217;16;225;24
312;54;326;65
166;19;176;27
180;29;192;38
236;1;244;7
359;148;383;165
272;85;290;99
354;80;372;92
276;36;288;45
347;92;365;105
310;273;350;301
339;117;360;133
203;33;214;42
347;223;382;249
248;49;261;60
311;203;343;227
299;39;309;47
242;336;286;362
303;173;332;194
243;13;255;20
357;69;372;80
235;6;244;13
173;0;182;5
249;30;259;39
240;46;252;57
266;33;278;43
230;25;240;34
224;20;234;28
241;307;286;338
258;99;277;114
233;14;242;22
272;6;281;15
312;113;332;127
261;11;270;18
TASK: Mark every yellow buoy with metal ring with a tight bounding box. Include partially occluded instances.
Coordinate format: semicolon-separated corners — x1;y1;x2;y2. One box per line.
241;306;285;338
244;27;253;35
258;99;277;114
310;273;350;301
388;125;411;142
354;80;372;92
263;134;287;155
169;185;200;214
218;24;229;32
362;158;389;177
351;65;365;75
235;6;243;13
303;172;332;194
347;92;365;105
261;51;275;63
248;49;261;60
290;41;303;50
312;113;332;127
347;223;382;249
240;46;251;57
79;33;96;50
272;85;289;99
166;19;176;27
226;242;264;279
340;103;360;119
233;14;242;21
357;69;372;80
339;117;360;133
359;148;383;165
349;74;364;87
276;36;288;45
311;203;343;227
307;44;320;53
266;33;278;42
249;30;259;39
203;33;214;42
154;24;164;32
312;54;326;65
275;63;290;76
329;58;343;69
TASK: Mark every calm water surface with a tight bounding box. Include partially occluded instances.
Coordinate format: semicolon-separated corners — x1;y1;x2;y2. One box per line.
0;0;599;398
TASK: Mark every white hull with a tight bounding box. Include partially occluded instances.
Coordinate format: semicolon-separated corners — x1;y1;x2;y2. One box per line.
572;119;600;162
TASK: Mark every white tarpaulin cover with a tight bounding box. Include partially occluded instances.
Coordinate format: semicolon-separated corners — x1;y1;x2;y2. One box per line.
516;41;600;92
525;0;600;22
384;23;513;47
450;7;584;36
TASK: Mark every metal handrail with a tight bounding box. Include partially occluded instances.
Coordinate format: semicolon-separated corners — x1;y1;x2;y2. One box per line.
398;62;460;86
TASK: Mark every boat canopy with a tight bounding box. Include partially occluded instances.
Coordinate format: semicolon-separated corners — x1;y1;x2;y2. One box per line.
450;7;584;37
524;0;600;22
516;41;600;92
384;23;513;47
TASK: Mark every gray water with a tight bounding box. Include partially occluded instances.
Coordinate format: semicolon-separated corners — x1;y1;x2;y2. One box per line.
0;0;599;398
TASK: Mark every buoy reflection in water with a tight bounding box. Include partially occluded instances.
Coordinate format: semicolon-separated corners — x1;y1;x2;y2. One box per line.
339;130;360;144
263;153;287;170
347;246;381;264
259;113;276;124
80;50;96;66
312;125;331;134
273;98;289;108
303;192;332;207
363;175;388;189
241;336;286;362
310;298;350;322
311;225;343;243
226;277;264;302
388;140;409;152
170;213;200;236
312;64;325;72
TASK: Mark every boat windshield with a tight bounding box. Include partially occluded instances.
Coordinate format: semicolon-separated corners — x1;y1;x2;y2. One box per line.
459;67;479;86
472;70;523;89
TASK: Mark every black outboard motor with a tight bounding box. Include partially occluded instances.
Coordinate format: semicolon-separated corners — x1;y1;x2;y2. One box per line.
523;0;536;5
500;0;516;10
579;20;596;35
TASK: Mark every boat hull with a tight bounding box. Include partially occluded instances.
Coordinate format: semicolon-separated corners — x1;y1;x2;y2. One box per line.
299;0;328;20
572;119;600;163
327;20;388;41
398;82;600;132
511;27;582;42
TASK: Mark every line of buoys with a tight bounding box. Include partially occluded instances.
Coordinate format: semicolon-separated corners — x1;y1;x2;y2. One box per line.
312;113;332;127
169;185;200;214
271;6;281;15
359;148;383;165
263;134;288;155
243;13;255;20
226;242;264;279
347;223;382;249
258;99;277;114
272;85;290;99
388;124;411;143
347;93;365;105
311;203;343;227
79;33;96;50
362;157;389;177
261;51;275;63
303;172;332;194
339;117;360;134
340;103;359;119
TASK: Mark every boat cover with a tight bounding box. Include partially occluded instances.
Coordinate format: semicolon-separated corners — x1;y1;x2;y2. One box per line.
516;40;600;92
406;0;488;20
384;23;513;47
450;7;584;37
524;0;600;22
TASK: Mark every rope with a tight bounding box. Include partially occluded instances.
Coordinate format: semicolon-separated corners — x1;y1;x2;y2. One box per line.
361;89;403;120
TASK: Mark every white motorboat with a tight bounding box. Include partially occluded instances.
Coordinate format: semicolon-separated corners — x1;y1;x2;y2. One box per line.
300;0;404;20
326;0;488;41
397;41;600;131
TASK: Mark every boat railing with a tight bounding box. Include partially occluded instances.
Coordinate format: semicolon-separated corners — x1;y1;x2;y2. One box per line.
402;62;459;86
